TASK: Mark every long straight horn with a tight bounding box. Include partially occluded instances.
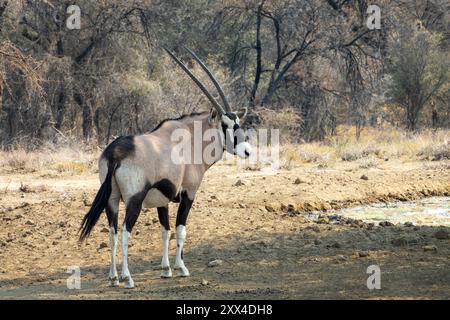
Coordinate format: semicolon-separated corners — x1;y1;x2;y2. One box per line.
163;47;225;115
184;47;232;113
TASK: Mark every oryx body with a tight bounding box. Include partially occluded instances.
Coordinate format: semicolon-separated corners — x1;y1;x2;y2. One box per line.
79;48;251;288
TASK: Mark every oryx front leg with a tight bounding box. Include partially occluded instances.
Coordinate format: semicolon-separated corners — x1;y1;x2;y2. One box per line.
158;206;172;278
174;191;193;277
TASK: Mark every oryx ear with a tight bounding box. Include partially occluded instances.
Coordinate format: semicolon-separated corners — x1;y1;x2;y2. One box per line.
236;107;247;119
208;108;219;124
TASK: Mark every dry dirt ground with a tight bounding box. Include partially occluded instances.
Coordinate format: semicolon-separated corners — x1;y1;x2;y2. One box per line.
0;159;449;299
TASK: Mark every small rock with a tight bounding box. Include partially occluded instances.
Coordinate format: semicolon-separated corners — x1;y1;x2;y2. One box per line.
379;221;394;227
98;242;108;250
210;195;218;200
238;203;246;209
208;259;223;267
101;227;110;233
152;217;159;224
357;251;370;257
265;205;276;212
135;230;140;236
201;279;209;286
52;241;58;246
25;219;35;226
234;179;245;187
293;178;303;185
404;222;414;227
422;245;437;252
83;199;92;207
434;230;450;240
360;174;369;180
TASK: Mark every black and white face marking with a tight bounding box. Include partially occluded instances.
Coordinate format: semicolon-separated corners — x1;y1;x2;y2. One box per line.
221;112;252;159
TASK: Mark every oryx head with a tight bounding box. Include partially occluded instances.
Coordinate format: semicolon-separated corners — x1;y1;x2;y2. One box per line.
164;47;252;159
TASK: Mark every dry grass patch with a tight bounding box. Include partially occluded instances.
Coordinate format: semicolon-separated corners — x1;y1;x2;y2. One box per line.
0;146;97;174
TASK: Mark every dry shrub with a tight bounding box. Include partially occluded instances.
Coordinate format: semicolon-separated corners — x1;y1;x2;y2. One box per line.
417;141;450;161
280;143;335;170
280;145;302;170
253;107;302;143
357;156;379;169
340;143;381;161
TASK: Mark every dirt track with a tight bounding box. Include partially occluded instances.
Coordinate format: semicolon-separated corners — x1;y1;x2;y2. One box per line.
0;159;449;299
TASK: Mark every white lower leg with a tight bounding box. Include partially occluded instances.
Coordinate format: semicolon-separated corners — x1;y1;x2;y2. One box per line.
108;227;119;286
160;227;172;278
174;225;189;277
121;224;134;288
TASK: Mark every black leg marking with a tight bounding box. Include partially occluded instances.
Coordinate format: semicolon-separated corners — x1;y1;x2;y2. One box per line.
157;206;170;230
175;191;193;227
105;204;118;233
124;183;151;232
154;179;177;201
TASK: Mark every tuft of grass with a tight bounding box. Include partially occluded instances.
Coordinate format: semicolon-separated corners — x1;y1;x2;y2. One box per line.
357;156;379;169
280;145;303;170
53;161;90;174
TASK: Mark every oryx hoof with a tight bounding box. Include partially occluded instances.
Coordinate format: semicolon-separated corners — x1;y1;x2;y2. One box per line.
175;266;190;277
160;266;172;278
108;276;119;287
120;275;135;289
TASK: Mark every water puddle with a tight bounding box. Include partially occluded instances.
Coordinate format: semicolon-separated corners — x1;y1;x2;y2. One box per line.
318;197;450;226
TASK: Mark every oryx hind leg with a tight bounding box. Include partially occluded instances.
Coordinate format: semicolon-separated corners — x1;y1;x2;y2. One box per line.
174;191;194;277
120;184;149;289
158;206;172;278
101;162;120;287
106;193;120;287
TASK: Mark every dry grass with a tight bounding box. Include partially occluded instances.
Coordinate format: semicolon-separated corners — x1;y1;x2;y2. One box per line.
0;125;448;174
0;146;98;175
278;125;449;170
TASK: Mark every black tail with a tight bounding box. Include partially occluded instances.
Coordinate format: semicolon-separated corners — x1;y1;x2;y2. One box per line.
79;161;116;241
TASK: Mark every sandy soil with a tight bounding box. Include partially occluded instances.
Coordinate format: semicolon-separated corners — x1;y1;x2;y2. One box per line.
0;159;449;299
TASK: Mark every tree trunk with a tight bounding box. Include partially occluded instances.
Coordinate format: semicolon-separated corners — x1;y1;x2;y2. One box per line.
55;86;66;130
74;92;93;141
249;4;263;108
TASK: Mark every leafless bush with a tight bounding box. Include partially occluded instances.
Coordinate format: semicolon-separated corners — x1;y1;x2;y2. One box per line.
417;141;450;161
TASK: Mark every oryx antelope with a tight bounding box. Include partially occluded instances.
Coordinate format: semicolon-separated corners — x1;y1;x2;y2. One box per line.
79;47;252;288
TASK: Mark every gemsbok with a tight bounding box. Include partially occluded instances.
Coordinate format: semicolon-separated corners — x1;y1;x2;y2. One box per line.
79;47;252;288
